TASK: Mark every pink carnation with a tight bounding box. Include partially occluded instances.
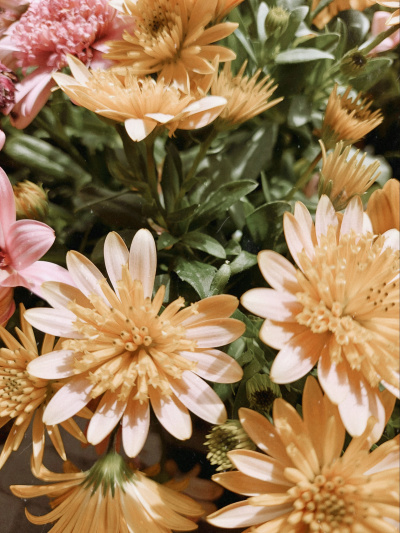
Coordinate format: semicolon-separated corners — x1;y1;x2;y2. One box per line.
0;0;127;128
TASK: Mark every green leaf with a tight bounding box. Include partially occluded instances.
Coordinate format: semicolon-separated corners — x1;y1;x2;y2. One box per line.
276;48;334;63
182;232;226;259
350;58;393;91
279;6;309;49
229;251;258;275
300;33;340;51
288;94;313;128
233;28;258;64
166;204;199;223
156;232;179;251
246;201;291;245
256;2;269;42
173;257;217;299
337;10;369;46
191;180;258;229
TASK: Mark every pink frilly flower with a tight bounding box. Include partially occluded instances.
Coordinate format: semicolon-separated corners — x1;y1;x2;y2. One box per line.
0;0;128;128
0;167;73;296
369;11;400;54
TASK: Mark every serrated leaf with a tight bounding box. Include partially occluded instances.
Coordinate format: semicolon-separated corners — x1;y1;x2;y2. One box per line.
276;48;334;63
191;180;258;229
182;232;226;259
173;257;217;299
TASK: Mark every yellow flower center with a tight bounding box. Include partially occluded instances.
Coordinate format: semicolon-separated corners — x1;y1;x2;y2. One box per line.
289;473;357;532
65;265;197;402
294;228;399;385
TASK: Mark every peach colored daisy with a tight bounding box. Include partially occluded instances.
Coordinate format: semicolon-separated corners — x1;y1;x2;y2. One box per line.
320;85;383;150
211;61;283;129
106;0;238;92
11;454;203;532
25;229;244;458
0;304;90;472
241;195;399;437
207;377;399;533
318;141;381;210
53;56;227;142
366;179;399;234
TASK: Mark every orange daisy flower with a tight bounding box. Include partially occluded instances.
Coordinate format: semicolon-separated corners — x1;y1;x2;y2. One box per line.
106;0;238;92
25;229;244;458
241;195;399;437
207;377;399;533
366;179;400;235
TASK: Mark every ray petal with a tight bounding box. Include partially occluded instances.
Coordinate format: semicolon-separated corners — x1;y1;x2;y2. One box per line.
42;377;94;425
129;228;157;299
87;392;126;445
122;399;150;458
104;232;129;293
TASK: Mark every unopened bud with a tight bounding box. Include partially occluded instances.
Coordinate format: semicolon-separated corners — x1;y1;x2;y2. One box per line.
340;50;368;78
265;7;290;38
13;180;49;220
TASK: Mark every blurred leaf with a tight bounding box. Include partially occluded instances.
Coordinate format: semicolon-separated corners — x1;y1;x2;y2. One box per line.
350;57;393;91
276;48;334;63
256;2;269;42
182;232;226;259
156;232;179;250
246;201;291;245
279;6;309;49
338;10;370;48
161;142;183;212
229;250;258;275
234;28;258;63
300;33;340;51
288;94;313;127
173;257;217;299
166;204;199;222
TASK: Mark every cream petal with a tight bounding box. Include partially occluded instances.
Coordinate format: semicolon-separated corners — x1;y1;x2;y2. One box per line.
239;408;290;465
315;195;338;245
317;348;350;404
149;388;192;440
122;400;150;458
367;389;387;445
145;112;175;123
40;281;91;310
125;117;157;142
269;332;323;384
179;349;243;383
87;392;126;445
259;320;307;350
228;450;292;486
104;232;129;293
207;500;290;528
24;308;83;338
169;371;227;424
43;377;94;425
185;318;245;348
241;288;301;321
212;471;287;497
337;376;371;436
66;55;91;83
382;229;400;253
340;195;364;237
27;350;76;379
178;96;227;130
66;251;108;302
284;210;315;268
129;228;157;300
258;250;299;291
179;294;239;326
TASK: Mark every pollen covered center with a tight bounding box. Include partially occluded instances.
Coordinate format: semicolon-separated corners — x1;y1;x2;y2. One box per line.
65;265;198;402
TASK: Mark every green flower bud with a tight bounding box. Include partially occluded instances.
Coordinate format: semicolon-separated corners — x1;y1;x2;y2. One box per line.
265;7;290;38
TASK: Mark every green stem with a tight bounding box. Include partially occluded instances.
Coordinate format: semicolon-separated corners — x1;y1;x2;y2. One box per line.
174;128;218;208
360;23;400;55
145;139;167;227
106;426;120;454
75;189;130;212
286;150;322;201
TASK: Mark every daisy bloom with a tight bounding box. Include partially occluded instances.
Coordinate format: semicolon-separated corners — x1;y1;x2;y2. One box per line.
0;167;73;297
374;0;400;25
311;0;370;29
53;56;227;142
320;85;383;150
106;0;238;93
241;194;399;437
366;179;400;234
211;61;283;129
25;229;245;458
0;0;127;128
11;453;203;532
0;304;90;471
318;141;380;210
207;377;400;533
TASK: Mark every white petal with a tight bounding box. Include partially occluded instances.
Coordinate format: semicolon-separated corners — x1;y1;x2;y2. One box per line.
66;251;107;302
87;392;126;445
149;388;192;440
259;320;306;350
337;378;371;436
185;318;245;348
122;400;150;458
66;55;91;83
43;377;93;425
104;232;129;293
178;96;227;129
382;229;400;253
129;228;156;299
241;288;301;321
180;295;239;326
258;250;299;291
284;210;315;268
228;450;291;486
27;350;77;379
169;371;227;424
144;112;175;123
125;118;157;142
318;349;350;405
179;349;243;383
207;500;290;528
40;281;91;310
24;308;83;338
315;195;338;244
340;195;364;237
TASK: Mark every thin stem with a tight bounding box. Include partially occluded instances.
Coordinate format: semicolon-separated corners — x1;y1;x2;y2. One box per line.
145;139;167;227
75;189;130;212
107;426;119;454
360;23;400;55
174;128;218;208
286;150;322;201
